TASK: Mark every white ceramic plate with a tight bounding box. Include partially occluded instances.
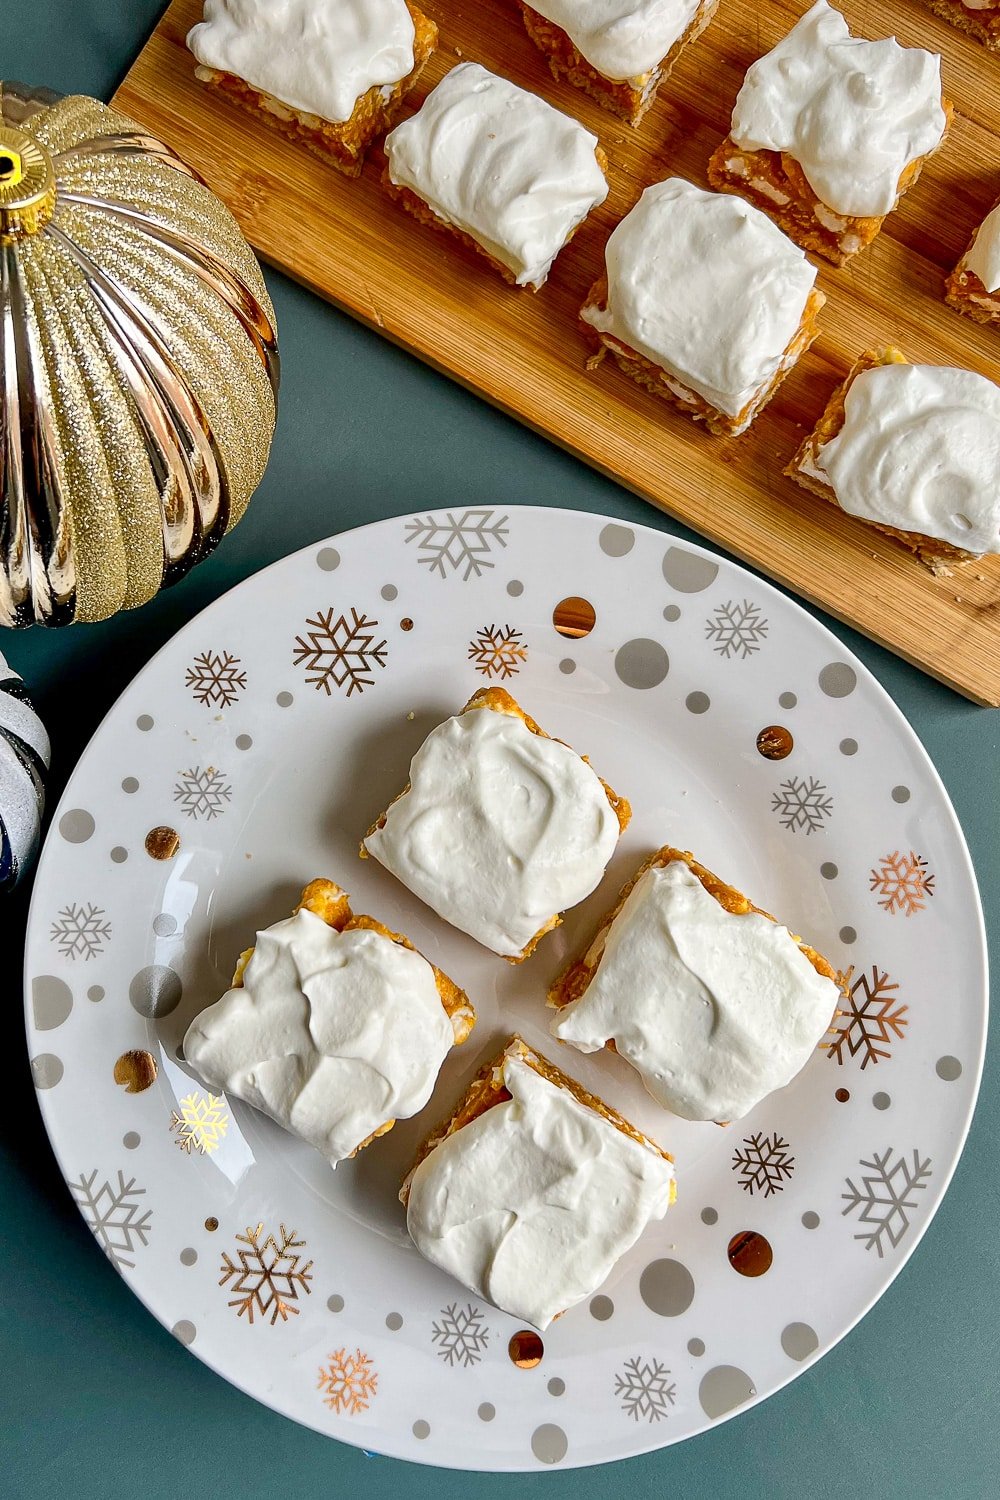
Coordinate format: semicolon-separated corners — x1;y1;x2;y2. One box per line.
24;507;987;1471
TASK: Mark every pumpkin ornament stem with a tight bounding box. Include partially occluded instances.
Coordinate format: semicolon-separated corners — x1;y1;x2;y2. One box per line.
0;81;278;627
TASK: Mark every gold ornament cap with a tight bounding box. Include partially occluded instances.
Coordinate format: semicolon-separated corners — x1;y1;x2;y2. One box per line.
0;127;55;241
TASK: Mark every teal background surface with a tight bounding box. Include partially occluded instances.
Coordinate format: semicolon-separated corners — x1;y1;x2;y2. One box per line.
4;4;998;1495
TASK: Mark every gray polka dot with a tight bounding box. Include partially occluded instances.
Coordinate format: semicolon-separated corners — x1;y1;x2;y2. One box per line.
840;738;858;756
129;965;183;1018
801;1211;820;1229
88;986;104;1002
701;1207;718;1226
547;1377;565;1396
235;734;253;751
123;1131;141;1150
615;638;669;689
478;1403;496;1422
59;809;95;843
699;1365;755;1420
180;1248;197;1267
821;862;838;880
873;1092;891;1111
892;785;911;804
507;580;524;597
327;1294;344;1313
385;1312;403;1331
136;715;154;731
819;663;857;698
839;926;857;944
122;777;139;794
662;604;681;622
779;692;797;709
599;523;635;557
110;846;128;864
153;913;178;937
531;1424;568;1465
412;1420;430;1440
559;658;576;675
32;976;72;1031
381;584;398;601
686;691;710;715
640;1258;695;1316
317;547;340;571
172;1320;196;1346
589;1295;614;1321
688;1338;706;1357
936;1055;962;1081
31;1053;63;1089
276;691;293;707
663;548;718;593
781;1322;818;1361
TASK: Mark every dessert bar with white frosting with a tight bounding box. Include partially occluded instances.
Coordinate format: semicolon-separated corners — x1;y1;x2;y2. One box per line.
383;62;609;289
549;848;840;1123
580;177;824;436
402;1037;676;1329
946;196;1000;326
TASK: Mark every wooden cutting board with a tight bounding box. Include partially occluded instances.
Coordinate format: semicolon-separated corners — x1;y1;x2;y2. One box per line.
114;0;1000;704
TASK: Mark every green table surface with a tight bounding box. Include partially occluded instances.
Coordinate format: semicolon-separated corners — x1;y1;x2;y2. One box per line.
5;5;998;1496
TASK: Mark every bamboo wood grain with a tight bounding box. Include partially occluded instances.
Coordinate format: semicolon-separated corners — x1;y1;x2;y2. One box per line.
114;0;1000;704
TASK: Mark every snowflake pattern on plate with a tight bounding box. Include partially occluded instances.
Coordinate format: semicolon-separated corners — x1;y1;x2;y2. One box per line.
468;623;528;680
185;650;247;708
170;1092;230;1155
615;1357;676;1422
293;608;388;697
431;1302;491;1367
174;766;232;821
826;966;908;1068
219;1223;314;1325
732;1132;795;1196
404;509;509;580
870;852;935;915
771;775;833;834
49;902;111;961
705;599;769;659
842;1148;932;1256
318;1348;379;1413
71;1169;152;1269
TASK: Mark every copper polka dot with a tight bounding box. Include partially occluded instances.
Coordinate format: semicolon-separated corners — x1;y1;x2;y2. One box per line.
113;1050;158;1093
756;725;794;760
204;1217;219;1232
727;1230;773;1277
552;596;596;638
400;617;414;632
145;826;180;860
509;1330;544;1368
835;1087;850;1103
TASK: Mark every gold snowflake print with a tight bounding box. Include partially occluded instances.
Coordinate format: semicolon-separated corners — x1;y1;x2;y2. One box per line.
825;965;908;1067
468;623;528;679
170;1091;230;1155
219;1223;314;1325
318;1348;379;1414
870;850;935;915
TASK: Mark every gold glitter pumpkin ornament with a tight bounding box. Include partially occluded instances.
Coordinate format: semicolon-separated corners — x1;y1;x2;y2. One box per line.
0;83;278;626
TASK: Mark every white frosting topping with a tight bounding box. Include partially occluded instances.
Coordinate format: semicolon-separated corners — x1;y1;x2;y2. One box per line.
183;908;454;1165
187;0;416;124
364;705;620;956
525;0;701;82
814;363;1000;555
552;862;839;1121
406;1055;675;1328
729;0;946;218
582;177;817;417
385;62;608;287
965;202;1000;294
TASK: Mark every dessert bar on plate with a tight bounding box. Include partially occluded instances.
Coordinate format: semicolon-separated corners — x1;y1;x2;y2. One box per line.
362;687;630;960
580;176;824;436
401;1036;676;1329
945;196;1000;326
786;348;1000;572
549;847;839;1122
921;0;1000;51
707;0;951;265
520;0;719;125
187;0;437;176
383;61;609;289
183;879;474;1165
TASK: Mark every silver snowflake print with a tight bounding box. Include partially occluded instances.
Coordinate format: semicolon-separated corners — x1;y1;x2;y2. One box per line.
615;1356;676;1422
185;649;247;708
842;1147;932;1257
50;902;112;961
732;1131;795;1197
71;1169;152;1269
468;623;528;679
705;598;769;659
431;1302;491;1367
771;775;833;834
173;765;232;821
293;607;388;697
404;509;509;581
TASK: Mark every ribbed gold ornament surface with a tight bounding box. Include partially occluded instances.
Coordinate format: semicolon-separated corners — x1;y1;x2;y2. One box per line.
0;81;278;625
